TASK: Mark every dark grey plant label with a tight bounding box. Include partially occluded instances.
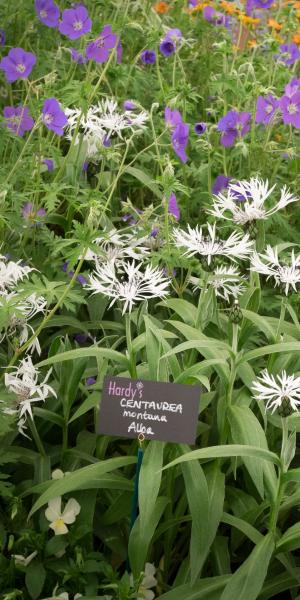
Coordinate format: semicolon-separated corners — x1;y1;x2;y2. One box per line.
97;376;200;443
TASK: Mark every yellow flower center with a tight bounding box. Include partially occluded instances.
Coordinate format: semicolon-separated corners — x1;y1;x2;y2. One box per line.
53;518;65;528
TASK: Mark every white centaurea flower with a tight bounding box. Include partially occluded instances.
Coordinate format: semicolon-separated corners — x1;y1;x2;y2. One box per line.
87;260;170;314
252;370;300;415
173;223;253;266
65;99;148;157
0;256;34;292
84;229;150;263
3;356;56;435
45;496;81;535
209;178;298;225
209;265;246;301
0;292;47;355
251;246;300;295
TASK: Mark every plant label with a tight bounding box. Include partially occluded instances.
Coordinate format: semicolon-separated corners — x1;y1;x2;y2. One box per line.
97;376;200;444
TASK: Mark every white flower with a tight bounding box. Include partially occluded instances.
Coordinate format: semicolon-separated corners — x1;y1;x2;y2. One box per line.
251;246;300;295
0;256;34;292
45;497;81;535
0;292;47;355
65;99;148;157
173;223;253;265
252;370;300;414
3;356;56;435
131;563;157;600
84;229;150;263
209;178;298;225
12;550;38;566
189;265;245;302
87;260;170;314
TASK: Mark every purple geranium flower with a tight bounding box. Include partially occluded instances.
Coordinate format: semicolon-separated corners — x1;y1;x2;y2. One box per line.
189;0;199;6
212;174;231;195
3;105;34;137
59;5;92;39
218;110;251;147
35;0;60;28
42;97;68;136
124;100;136;111
70;48;87;64
160;38;176;57
150;227;159;238
279;92;300;128
203;6;230;27
194;122;206;134
86;377;96;385
43;158;54;171
22;203;46;221
278;43;300;66
255;94;279;125
0;30;5;46
75;333;89;343
252;0;274;6
0;47;36;83
172;122;189;162
285;77;300;98
168;193;180;220
116;39;123;64
86;25;118;63
165;106;183;128
140;50;156;65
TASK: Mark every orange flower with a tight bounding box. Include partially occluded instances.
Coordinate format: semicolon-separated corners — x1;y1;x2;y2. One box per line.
248;39;258;47
268;18;282;30
220;0;238;14
153;1;169;13
293;32;300;43
238;14;260;25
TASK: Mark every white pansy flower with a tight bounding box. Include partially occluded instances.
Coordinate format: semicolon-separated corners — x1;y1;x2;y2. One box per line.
251;246;300;295
173;223;253;266
252;370;300;416
87;260;170;314
209;178;298;225
45;497;81;535
12;550;38;566
130;563;157;600
3;356;56;436
65;99;148;158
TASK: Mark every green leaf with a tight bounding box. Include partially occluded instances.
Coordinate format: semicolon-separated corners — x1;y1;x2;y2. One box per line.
28;456;136;516
160;298;197;326
175;359;228;384
283;468;300;483
69;391;99;424
276;522;300;554
128;497;168;578
220;533;275;600
25;561;46;599
181;446;210;583
124;166;162;199
229;406;277;499
139;441;164;538
37;346;129;368
241;310;276;343
238;342;300;365
221;512;263;545
259;568;300;600
158;575;230;600
162;445;281;471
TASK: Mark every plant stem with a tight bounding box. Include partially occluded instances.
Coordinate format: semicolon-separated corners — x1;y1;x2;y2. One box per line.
125;312;137;378
28;416;46;457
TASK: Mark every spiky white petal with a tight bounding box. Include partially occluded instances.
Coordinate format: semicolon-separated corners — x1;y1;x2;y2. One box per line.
173;223;253;264
252;370;300;413
0;257;34;292
251;246;300;295
84;229;150;263
86;260;170;314
209;178;298;225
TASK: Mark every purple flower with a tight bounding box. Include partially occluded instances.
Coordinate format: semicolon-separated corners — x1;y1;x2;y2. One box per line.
0;47;36;83
212;174;231;195
62;261;86;285
42;97;68;136
285;77;300;98
168;193;180;220
203;6;229;27
22;203;46;221
82;161;89;172
140;50;156;65
194;122;206;134
150;227;159;238
86;377;96;385
252;0;274;6
70;48;87;64
3;105;34;137
35;0;60;28
255;95;279;125
123;100;136;110
75;333;89;343
279;92;300;128
116;39;123;64
0;30;5;46
86;25;118;63
59;6;92;40
278;43;300;66
77;274;87;285
43;158;54;171
160;38;176;57
165;106;183;128
218;110;251;147
172;122;189;162
189;0;199;5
